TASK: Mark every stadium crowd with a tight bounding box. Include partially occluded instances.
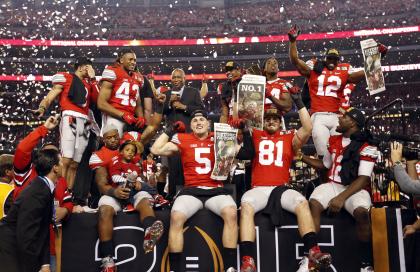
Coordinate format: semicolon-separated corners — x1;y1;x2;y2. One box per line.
0;0;419;39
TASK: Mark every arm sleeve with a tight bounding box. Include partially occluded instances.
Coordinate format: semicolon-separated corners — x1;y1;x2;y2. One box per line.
101;67;117;83
89;153;104;170
14;125;49;173
51;73;67;86
394;165;420;194
236;130;255;160
358;145;379;176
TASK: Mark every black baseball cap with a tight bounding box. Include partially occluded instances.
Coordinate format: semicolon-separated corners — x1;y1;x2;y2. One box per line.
325;48;340;59
191;109;208;119
225;61;241;72
74;57;93;70
340;107;365;128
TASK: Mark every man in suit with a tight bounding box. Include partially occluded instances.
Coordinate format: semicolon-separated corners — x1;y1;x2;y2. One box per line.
153;68;204;198
0;149;63;272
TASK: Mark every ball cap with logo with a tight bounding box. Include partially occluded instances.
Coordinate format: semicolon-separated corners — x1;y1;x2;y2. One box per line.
225;61;241;72
325;48;340;59
264;108;282;119
340;107;366;128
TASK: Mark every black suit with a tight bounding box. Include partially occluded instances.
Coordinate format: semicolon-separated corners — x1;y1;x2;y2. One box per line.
0;177;53;272
159;86;204;132
157;86;204;198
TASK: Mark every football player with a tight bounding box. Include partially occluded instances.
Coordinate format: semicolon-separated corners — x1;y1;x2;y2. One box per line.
288;25;387;159
98;49;146;136
151;110;238;272
233;87;331;272
300;107;379;271
35;57;98;190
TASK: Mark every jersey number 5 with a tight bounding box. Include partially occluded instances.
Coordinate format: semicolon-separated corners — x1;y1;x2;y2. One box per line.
259;140;283;166
195;147;212;174
115;82;139;107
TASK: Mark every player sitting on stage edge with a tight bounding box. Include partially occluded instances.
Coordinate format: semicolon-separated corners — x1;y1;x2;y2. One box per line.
233;86;332;272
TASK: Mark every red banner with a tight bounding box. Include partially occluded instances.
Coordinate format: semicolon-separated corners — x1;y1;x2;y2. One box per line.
1;26;418;47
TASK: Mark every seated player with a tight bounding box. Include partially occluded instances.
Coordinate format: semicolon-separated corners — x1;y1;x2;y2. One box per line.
300;107;379;271
151;110;238;272
95;140;164;272
234;86;331;272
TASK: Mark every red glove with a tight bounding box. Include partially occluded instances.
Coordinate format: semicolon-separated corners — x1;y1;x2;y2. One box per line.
377;43;388;56
122;113;137;125
287;25;301;42
135;117;146;129
174;121;186;133
288;85;300;95
228;118;246;129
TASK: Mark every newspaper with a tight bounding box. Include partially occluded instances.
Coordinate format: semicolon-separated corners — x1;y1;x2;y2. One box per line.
360;39;386;95
211;123;238;180
235;74;266;130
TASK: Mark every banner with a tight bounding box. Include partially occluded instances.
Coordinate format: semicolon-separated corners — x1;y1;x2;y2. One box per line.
60;209;420;272
361;38;386;95
211;123;238;180
236;75;266;130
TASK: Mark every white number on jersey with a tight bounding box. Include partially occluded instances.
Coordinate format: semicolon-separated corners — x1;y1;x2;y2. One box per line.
316;75;341;98
342;86;352;107
265;88;281;104
115;82;139;107
195;147;212;174
329;152;343;182
259;140;283;166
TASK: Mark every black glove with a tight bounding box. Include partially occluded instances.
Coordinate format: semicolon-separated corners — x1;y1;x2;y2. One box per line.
289;86;305;110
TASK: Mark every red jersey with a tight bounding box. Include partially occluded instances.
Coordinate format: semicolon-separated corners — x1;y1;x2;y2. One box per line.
306;60;355;113
12;125;49;199
325;135;378;184
52;72;99;118
108;156;142;187
142;160;156;179
50;177;73;255
101;64;144;115
171;132;222;188
340;83;355;110
89;146;119;170
251;129;295;187
265;78;290;110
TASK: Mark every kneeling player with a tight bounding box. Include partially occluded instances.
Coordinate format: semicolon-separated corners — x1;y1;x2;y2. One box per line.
235;87;331;272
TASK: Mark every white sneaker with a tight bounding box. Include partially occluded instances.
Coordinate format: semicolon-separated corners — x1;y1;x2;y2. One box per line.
360;266;374;272
296;257;309;272
226;267;237;272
